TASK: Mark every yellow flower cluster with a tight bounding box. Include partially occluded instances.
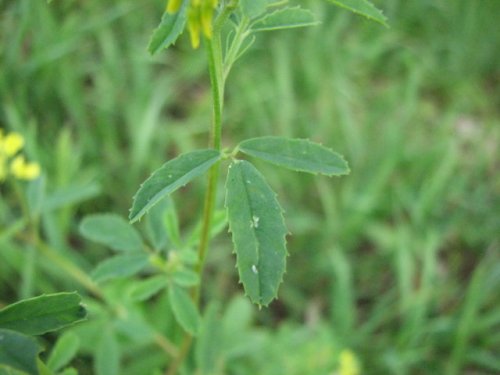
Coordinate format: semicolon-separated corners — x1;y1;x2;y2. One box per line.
166;0;220;48
0;129;41;182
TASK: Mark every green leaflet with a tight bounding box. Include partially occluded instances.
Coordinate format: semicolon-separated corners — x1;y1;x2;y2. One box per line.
325;0;388;27
80;213;143;252
240;0;269;19
128;276;168;302
0;329;41;375
169;285;200;335
239;136;350;176
91;253;150;283
195;303;222;374
27;176;45;218
47;332;80;372
59;368;78;375
37;359;55;375
186;209;228;247
172;269;200;287
148;0;189;55
225;160;288;306
129;149;221;223
0;293;87;336
178;249;199;265
251;7;320;32
94;330;120;375
43;182;101;212
144;198;171;251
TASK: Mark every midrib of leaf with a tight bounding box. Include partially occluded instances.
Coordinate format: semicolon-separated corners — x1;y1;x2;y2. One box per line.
131;154;219;222
227;161;288;306
242;149;326;167
0;307;78;325
234;163;263;301
0;309;76;328
0;295;84;330
251;6;320;32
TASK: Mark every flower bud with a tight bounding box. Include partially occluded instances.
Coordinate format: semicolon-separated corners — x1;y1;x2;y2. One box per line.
188;8;201;48
201;6;214;38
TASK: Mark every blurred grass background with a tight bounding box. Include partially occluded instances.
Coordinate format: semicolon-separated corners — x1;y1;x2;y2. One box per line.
1;0;499;374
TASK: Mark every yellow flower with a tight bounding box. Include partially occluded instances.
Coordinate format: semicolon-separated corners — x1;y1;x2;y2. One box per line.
165;0;220;48
0;128;41;182
338;349;360;375
10;155;41;181
188;6;202;48
2;132;25;156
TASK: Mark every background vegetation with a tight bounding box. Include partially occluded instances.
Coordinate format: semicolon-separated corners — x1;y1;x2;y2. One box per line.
1;0;499;374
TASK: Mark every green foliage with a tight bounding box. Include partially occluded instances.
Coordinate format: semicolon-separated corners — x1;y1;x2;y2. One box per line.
0;294;86;374
172;269;200;287
225;160;288;306
128;276;168;302
91;253;150;283
148;0;189;54
238;137;350;175
94;331;120;375
1;0;499;374
251;7;320;32
240;0;269;19
325;0;388;26
80;214;143;252
0;330;41;375
46;332;80;372
195;303;222;374
129;149;221;223
169;285;201;335
0;293;86;335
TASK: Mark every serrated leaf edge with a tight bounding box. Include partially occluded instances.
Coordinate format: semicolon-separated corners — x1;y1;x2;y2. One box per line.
225;160;289;307
238;137;351;176
251;6;321;32
147;0;189;55
326;0;388;27
0;293;87;335
129;150;221;223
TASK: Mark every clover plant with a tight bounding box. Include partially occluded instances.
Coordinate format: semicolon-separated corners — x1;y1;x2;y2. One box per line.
118;0;383;371
4;0;387;373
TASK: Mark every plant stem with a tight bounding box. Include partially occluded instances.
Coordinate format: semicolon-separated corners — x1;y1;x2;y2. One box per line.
195;31;224;297
166;10;229;375
37;242;104;299
223;17;250;81
38;240;179;357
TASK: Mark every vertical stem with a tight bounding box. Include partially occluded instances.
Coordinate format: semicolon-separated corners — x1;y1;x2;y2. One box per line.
166;20;226;375
20;245;36;299
166;3;243;372
195;30;223;290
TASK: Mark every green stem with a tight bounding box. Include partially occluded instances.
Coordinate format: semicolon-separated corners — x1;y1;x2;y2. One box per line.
37;242;104;299
223;17;250;81
195;32;224;286
166;9;230;375
38;241;178;357
9;176;178;359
